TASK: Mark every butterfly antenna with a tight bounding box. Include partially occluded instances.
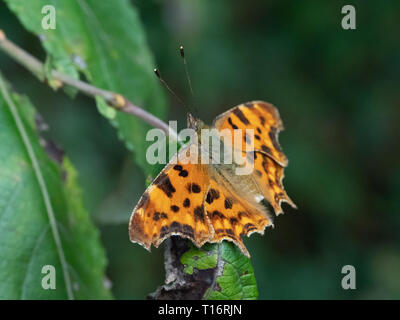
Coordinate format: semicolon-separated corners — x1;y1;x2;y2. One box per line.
154;68;186;107
179;46;194;96
179;46;199;116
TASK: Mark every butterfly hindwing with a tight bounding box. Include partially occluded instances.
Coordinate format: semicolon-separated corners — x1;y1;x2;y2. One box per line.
214;100;296;216
249;151;297;215
204;175;273;257
213;100;288;167
129;147;213;250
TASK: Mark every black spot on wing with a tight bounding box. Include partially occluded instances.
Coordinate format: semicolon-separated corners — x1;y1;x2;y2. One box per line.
262;159;271;176
171;205;180;212
192;183;201;193
183;224;194;238
160;225;169;237
224;198;233;209
155;172;176;198
173;164;189;177
243;223;257;235
183;198;191;207
153;212;168;221
215;228;235;239
210;210;225;219
179;170;189;177
268;179;274;188
228;117;238;130
194;205;205;222
170;221;183;233
233;108;250;125
268;126;282;152
206;188;220;204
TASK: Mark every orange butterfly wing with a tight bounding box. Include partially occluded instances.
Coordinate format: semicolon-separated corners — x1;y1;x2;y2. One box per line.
214;100;296;215
204;178;272;257
213;100;288;167
129;147;213;250
129;100;296;256
250;151;296;215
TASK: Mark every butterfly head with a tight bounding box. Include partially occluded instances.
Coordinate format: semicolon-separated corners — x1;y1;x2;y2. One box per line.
187;113;205;132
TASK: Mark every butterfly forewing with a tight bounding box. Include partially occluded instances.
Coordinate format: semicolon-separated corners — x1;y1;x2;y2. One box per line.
129;147;213;250
213;101;288;167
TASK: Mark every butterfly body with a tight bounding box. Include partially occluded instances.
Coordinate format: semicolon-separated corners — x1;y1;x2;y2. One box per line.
129;101;296;257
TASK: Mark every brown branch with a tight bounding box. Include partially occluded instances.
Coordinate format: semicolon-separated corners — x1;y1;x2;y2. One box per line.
0;29;178;141
148;237;219;300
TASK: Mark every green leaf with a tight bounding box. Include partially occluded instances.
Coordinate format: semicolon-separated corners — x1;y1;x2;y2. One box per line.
180;242;259;300
180;243;218;275
0;73;111;299
5;0;166;176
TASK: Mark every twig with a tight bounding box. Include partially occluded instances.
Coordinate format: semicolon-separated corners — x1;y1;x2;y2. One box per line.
0;29;178;141
149;237;217;299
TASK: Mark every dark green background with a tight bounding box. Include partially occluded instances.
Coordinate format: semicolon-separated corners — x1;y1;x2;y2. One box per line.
1;0;399;299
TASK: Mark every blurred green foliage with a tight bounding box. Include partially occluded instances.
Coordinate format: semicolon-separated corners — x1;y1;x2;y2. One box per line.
0;74;111;299
0;0;399;299
4;0;166;177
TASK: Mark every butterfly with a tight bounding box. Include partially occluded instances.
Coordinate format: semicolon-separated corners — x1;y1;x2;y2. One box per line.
129;101;296;257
